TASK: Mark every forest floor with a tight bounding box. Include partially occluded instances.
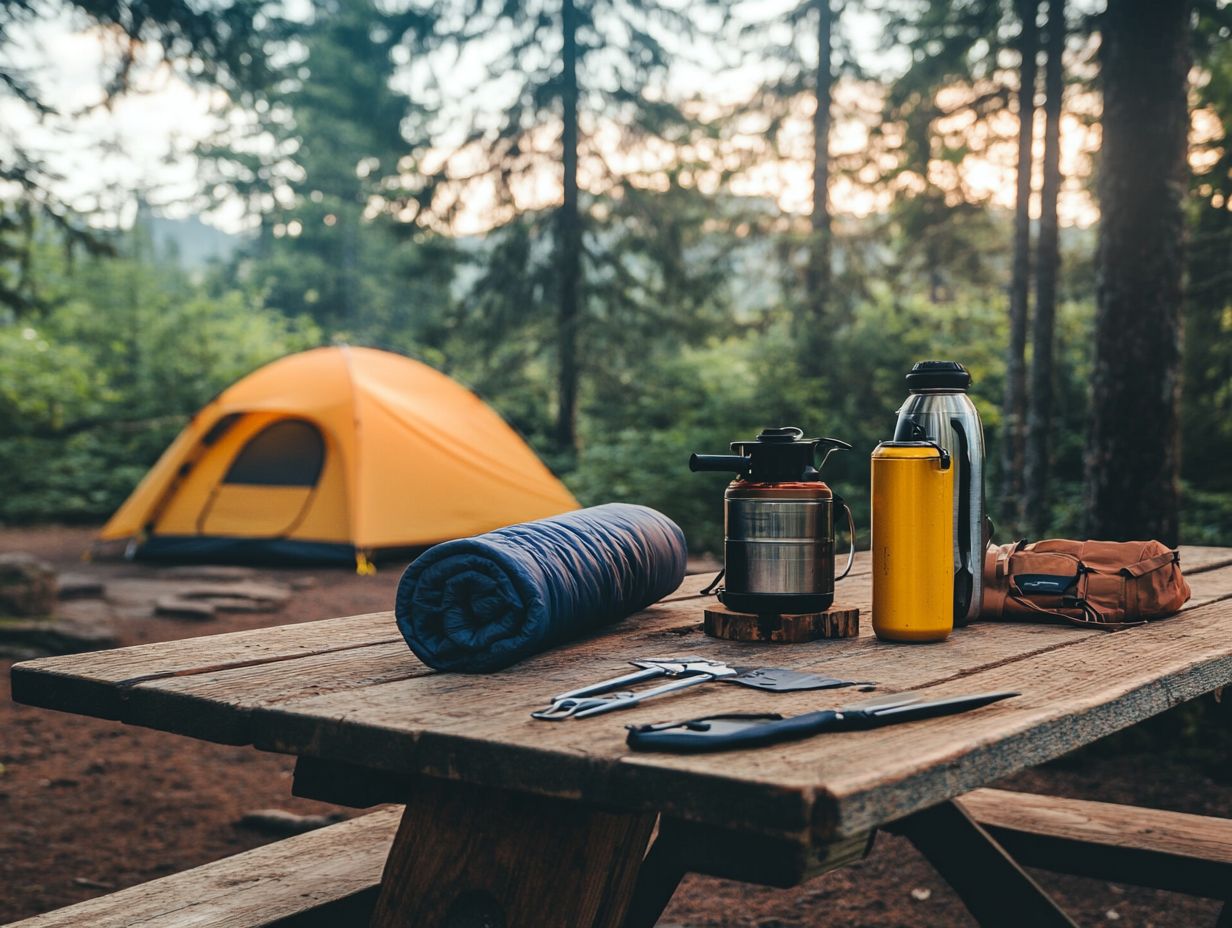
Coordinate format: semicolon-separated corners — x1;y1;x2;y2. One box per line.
1;524;1229;927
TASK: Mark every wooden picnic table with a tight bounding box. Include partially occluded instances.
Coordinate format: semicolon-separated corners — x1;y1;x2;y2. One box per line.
11;546;1232;927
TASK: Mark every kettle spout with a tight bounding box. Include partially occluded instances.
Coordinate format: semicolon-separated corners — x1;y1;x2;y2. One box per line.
816;437;853;471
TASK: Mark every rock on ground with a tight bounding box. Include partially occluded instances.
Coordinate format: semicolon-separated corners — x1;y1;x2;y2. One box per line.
0;619;119;660
0;553;57;617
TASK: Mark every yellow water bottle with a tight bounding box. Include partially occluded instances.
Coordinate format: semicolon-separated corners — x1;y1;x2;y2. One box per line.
871;441;955;642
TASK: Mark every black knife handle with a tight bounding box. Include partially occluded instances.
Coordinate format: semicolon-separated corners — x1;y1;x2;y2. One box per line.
626;710;842;753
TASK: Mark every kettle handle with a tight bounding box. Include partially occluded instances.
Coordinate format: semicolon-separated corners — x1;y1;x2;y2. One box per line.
834;496;857;581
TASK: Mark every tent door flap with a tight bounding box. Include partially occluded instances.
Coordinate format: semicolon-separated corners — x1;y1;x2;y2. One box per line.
196;419;326;538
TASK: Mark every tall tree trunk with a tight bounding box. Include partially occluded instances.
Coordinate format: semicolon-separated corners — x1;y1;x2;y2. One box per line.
1022;0;1064;535
800;0;833;376
1085;0;1190;545
555;0;581;454
1000;0;1038;523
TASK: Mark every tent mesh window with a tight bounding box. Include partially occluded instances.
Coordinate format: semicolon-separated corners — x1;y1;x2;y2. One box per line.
224;419;326;486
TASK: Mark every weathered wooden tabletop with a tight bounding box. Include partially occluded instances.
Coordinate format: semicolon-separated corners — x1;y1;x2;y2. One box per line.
13;547;1232;852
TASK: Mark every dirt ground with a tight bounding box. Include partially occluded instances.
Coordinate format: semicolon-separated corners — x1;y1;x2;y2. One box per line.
2;525;1229;927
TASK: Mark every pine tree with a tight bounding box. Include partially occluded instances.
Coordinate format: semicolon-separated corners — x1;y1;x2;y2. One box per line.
194;0;449;345
1085;0;1191;544
1022;0;1065;534
1000;0;1038;518
422;0;714;455
729;0;856;378
874;0;1017;304
808;0;836;368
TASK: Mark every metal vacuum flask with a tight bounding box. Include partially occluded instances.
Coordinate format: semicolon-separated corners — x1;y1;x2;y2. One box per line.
892;361;987;626
690;427;855;614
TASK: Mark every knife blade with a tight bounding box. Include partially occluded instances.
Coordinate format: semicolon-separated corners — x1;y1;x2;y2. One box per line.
723;667;874;692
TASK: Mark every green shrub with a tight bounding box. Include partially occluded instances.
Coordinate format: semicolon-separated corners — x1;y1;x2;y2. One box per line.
0;244;321;524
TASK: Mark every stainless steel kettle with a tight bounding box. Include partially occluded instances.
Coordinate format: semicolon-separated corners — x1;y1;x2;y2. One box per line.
892;361;987;626
690;427;855;614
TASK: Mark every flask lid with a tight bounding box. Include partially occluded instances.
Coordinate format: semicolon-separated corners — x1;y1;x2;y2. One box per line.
906;360;971;392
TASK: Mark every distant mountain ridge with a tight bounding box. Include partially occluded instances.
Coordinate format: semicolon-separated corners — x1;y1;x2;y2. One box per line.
140;211;242;268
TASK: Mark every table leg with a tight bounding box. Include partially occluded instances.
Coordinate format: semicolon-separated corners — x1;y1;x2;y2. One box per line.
620;829;689;928
619;819;875;928
889;799;1079;928
368;777;656;928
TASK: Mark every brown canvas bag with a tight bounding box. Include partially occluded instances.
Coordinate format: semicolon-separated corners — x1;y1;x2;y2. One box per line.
982;539;1191;630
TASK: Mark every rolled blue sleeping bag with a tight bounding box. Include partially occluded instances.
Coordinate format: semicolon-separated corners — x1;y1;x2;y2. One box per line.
394;503;688;672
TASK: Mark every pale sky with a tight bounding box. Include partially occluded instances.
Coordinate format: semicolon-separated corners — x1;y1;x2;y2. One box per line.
1;5;1104;236
0;17;228;226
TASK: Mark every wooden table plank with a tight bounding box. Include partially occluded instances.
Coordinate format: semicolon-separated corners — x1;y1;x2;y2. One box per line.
8;561;872;745
8;610;401;720
803;592;1232;838
111;594;719;745
959;787;1232;865
1178;545;1232;574
47;549;1232;747
11;553;1232;849
958;788;1232;899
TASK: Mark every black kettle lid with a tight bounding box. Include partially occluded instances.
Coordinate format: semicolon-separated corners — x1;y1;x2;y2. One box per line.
732;427;851;482
906;360;972;392
744;426;809;445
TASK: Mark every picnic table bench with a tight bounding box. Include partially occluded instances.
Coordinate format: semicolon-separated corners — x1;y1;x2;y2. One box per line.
8;546;1232;927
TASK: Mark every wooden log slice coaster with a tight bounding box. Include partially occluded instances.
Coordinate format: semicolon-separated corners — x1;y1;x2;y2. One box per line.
703;603;860;642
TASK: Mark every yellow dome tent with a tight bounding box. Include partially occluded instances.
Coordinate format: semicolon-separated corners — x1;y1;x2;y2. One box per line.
99;346;579;566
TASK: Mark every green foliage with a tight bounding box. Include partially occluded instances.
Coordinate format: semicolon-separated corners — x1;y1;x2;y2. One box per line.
570;289;1011;551
435;179;740;457
196;0;451;349
569;341;762;551
1180;486;1232;547
0;232;321;523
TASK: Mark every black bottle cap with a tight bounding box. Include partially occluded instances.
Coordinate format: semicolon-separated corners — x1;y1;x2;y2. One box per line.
906;360;972;392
